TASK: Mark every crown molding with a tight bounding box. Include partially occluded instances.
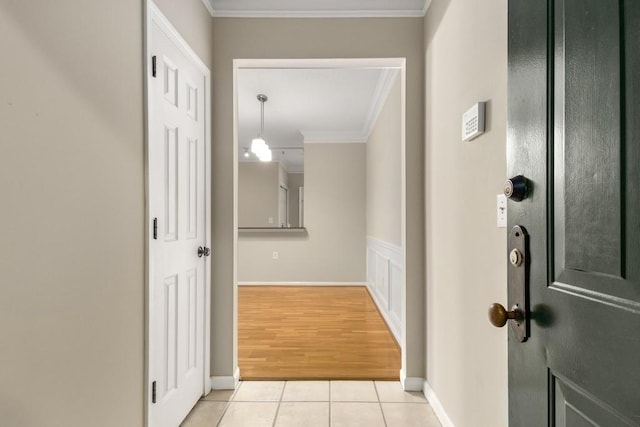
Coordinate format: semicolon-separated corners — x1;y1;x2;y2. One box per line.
200;0;216;16
361;68;399;140
422;0;433;16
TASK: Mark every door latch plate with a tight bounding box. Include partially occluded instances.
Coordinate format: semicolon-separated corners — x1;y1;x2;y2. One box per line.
508;225;529;342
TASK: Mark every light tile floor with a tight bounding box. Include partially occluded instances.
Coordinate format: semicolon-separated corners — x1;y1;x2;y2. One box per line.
181;381;441;427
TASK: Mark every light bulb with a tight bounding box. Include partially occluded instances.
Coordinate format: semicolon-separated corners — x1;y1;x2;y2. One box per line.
259;148;272;162
251;138;266;155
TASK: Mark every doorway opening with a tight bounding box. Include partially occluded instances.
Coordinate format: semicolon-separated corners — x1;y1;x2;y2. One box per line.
233;58;407;382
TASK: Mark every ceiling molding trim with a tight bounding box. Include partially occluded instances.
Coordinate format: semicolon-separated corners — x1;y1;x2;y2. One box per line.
361;69;400;140
301;131;367;144
201;0;216;16
209;9;425;18
422;0;433;15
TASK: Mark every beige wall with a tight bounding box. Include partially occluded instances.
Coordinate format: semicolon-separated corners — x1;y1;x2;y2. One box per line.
0;1;213;425
424;0;508;426
238;143;366;282
367;77;402;246
213;17;425;379
238;162;279;227
153;0;213;67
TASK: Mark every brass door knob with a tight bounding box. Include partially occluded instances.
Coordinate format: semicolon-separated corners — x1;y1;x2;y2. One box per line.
488;303;522;327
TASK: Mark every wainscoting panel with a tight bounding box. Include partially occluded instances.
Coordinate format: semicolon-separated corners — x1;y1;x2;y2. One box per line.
366;236;403;343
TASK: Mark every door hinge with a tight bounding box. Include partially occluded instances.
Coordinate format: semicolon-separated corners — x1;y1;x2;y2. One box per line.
152;381;157;404
153;217;158;240
152;55;157;78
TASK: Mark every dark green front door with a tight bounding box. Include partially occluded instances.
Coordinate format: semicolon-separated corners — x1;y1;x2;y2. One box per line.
507;0;640;425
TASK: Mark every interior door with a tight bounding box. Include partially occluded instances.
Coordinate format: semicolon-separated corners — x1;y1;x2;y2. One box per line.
506;0;640;425
149;17;207;427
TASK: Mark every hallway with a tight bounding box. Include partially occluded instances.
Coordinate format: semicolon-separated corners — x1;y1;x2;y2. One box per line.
2;0;515;425
181;380;441;427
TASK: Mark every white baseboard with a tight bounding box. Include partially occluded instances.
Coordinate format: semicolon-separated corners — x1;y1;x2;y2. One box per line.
423;380;455;427
399;369;424;392
211;367;240;390
238;282;367;286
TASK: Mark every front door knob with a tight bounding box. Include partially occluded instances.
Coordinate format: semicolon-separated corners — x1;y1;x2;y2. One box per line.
198;246;211;257
504;175;529;201
488;303;523;327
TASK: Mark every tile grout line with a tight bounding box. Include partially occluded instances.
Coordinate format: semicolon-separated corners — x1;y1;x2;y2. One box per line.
328;381;332;426
271;381;287;427
373;381;388;427
214;381;242;427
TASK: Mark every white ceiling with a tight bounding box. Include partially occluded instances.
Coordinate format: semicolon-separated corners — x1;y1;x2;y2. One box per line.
204;0;430;17
237;67;398;172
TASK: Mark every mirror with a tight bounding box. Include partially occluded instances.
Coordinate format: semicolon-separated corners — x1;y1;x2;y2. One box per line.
237;68;307;229
237;66;396;230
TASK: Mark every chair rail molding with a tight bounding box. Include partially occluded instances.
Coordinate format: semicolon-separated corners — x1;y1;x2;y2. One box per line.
366;236;403;344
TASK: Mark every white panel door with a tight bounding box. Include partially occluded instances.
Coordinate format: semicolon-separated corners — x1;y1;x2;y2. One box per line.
149;18;207;427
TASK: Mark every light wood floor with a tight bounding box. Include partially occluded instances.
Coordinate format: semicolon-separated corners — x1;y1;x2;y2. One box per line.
238;286;400;380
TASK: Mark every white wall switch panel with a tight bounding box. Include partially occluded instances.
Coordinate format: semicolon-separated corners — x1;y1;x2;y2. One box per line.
462;102;486;141
272;251;279;260
497;194;507;228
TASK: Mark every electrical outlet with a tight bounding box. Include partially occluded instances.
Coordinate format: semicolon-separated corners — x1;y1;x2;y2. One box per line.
497;194;507;228
272;251;279;260
268;217;274;224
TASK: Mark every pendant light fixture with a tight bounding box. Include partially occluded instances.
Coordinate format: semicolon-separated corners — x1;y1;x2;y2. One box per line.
250;94;272;162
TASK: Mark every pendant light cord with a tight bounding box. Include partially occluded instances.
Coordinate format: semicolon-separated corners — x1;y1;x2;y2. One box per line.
260;98;264;138
256;94;268;139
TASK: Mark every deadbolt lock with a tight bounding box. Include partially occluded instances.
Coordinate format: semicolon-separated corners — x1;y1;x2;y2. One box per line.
504;175;529;201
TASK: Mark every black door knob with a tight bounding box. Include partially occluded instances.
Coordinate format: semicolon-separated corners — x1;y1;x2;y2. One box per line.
198;246;211;257
504;175;529;201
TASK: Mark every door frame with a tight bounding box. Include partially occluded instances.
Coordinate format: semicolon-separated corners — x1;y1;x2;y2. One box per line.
232;58;408;383
144;2;212;425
